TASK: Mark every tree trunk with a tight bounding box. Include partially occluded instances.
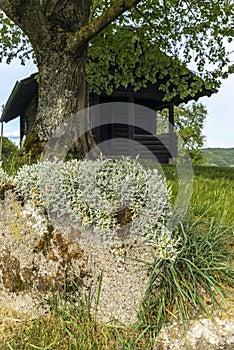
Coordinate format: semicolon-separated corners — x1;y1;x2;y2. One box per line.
22;45;98;160
20;0;97;160
37;48;87;134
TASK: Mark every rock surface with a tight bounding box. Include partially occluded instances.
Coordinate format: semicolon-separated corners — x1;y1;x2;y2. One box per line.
154;306;234;349
0;190;153;326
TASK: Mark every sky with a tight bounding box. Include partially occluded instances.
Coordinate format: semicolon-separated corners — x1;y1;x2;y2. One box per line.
0;58;234;149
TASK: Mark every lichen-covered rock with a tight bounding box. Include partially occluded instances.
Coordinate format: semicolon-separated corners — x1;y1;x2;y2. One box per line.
154;311;234;349
0;181;16;200
0;189;153;326
0;163;16;200
0;157;179;325
77;232;154;325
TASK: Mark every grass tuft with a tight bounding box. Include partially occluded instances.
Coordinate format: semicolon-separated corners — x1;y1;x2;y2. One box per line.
140;214;234;331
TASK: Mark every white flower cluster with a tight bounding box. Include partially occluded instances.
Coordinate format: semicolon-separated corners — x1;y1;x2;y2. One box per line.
14;157;180;258
147;224;181;261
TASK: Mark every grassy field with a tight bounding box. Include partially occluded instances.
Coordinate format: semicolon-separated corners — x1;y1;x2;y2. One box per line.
163;165;234;228
0;164;233;349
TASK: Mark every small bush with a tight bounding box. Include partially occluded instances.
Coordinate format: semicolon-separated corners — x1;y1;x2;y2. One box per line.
1;137;18;159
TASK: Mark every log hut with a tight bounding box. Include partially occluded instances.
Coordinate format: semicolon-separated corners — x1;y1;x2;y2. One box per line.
0;72;216;163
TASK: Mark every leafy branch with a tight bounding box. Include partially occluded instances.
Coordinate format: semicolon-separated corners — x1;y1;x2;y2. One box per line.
67;0;141;52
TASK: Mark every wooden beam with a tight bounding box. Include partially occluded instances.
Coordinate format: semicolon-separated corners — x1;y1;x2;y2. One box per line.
128;93;135;138
128;93;135;155
91;93;101;145
168;103;177;161
168;103;174;132
0;121;3;160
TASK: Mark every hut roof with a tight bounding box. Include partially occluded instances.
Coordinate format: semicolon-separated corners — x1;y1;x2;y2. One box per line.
1;73;38;123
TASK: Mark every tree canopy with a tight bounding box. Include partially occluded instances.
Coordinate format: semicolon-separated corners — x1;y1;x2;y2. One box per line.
1;1;233;94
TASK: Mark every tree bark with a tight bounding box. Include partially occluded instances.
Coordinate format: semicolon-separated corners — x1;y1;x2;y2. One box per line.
22;44;92;159
21;1;92;159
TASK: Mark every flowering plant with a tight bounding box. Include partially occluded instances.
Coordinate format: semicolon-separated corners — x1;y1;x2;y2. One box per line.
14;156;180;258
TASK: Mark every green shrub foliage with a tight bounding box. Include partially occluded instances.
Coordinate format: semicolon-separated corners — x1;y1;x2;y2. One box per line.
1;136;18;159
0;161;10;183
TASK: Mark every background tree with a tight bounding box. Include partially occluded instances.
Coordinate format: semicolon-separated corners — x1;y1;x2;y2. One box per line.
157;102;207;165
201;148;234;167
0;0;233;158
1;137;18;159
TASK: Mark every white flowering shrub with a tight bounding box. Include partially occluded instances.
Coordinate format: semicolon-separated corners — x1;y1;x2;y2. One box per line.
14;157;180;259
13;163;42;202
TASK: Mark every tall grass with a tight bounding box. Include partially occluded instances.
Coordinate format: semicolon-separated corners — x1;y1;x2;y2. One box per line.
162;165;234;228
191;167;234;227
2;152;33;176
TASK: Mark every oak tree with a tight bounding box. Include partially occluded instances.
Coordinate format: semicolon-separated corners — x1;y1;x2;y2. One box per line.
0;1;233;157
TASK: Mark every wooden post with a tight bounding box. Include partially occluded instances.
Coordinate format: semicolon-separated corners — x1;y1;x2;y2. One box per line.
168;103;174;132
0;105;4;160
0;121;3;160
92;94;100;144
168;103;176;161
128;93;135;155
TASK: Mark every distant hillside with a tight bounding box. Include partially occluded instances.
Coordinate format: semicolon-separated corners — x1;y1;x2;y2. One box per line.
202;148;234;167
